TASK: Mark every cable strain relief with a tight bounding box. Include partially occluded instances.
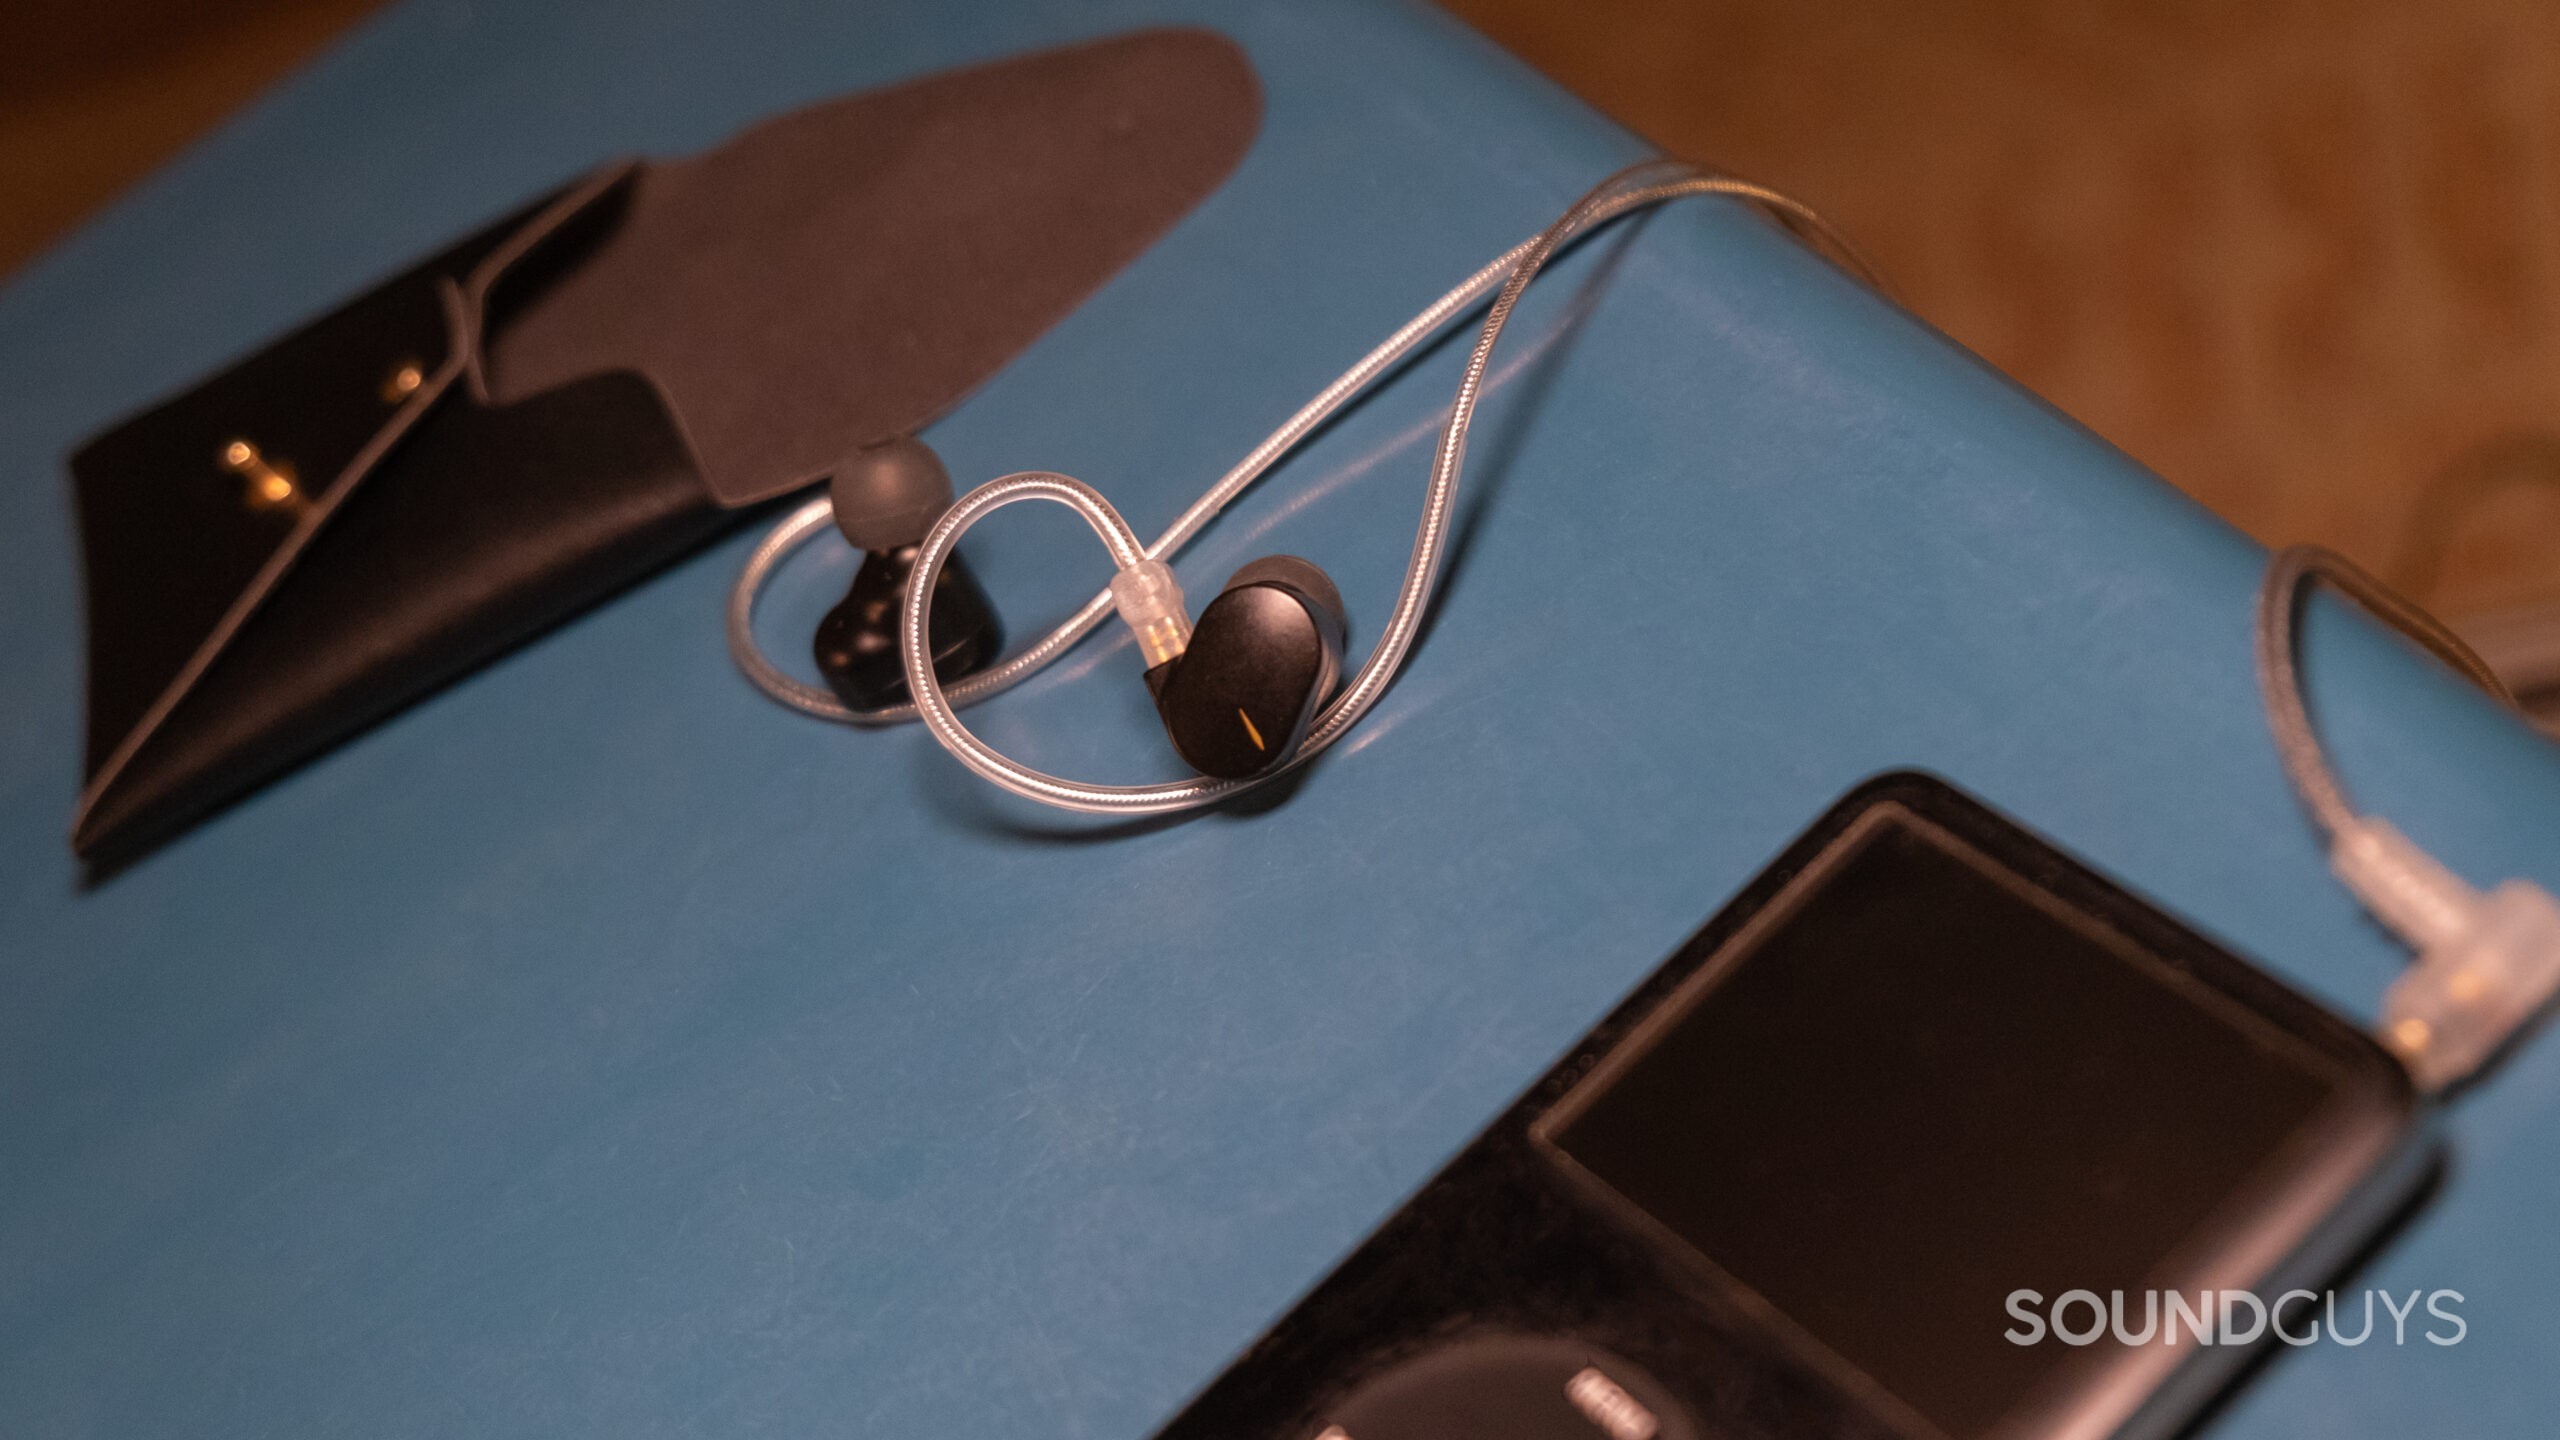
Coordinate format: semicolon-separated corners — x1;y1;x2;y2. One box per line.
2330;816;2479;952
1109;558;1191;669
2381;879;2560;1092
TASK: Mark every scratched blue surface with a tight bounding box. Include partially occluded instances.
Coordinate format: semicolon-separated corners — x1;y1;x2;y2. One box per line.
2;1;2557;1436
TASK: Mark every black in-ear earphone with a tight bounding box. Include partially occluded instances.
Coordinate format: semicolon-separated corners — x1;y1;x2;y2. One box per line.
810;436;1002;710
799;434;1353;779
1146;555;1348;780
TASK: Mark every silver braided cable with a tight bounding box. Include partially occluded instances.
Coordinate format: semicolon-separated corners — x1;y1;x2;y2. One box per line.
1303;165;1838;767
726;495;868;721
724;235;1559;728
734;160;1885;811
898;473;1210;811
2254;544;2511;844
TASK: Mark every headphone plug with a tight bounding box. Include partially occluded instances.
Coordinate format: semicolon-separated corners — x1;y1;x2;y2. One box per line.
2336;816;2560;1092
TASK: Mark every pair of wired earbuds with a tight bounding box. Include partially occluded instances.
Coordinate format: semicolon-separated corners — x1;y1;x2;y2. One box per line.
732;155;2560;1093
789;430;1350;786
730;159;1873;812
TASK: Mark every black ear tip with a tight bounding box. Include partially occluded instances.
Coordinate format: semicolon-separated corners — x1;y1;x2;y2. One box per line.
830;434;954;552
1224;555;1344;638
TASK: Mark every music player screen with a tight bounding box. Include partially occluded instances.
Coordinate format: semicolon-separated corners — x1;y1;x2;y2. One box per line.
1545;812;2343;1438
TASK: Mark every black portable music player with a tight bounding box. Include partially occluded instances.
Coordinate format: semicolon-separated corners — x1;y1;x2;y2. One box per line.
1151;772;2430;1440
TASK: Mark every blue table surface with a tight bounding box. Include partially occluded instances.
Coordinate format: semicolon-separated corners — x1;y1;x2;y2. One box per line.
4;1;2557;1436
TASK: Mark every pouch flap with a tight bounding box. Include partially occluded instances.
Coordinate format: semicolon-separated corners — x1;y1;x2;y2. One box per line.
482;26;1261;506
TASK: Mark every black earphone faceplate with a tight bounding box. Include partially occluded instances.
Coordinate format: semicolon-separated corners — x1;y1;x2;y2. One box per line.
1150;558;1346;780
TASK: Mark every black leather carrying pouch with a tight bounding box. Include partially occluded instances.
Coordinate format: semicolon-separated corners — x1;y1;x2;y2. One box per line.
66;28;1260;864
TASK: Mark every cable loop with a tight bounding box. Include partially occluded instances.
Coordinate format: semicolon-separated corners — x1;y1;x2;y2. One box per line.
2254;543;2512;843
730;160;1886;811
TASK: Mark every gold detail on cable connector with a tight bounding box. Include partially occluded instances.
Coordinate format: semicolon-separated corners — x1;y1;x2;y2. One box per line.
1237;708;1266;752
1133;615;1189;669
220;439;307;516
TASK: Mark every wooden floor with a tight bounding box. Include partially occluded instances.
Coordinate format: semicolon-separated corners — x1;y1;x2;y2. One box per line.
7;0;2560;628
1447;0;2560;627
0;0;380;282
